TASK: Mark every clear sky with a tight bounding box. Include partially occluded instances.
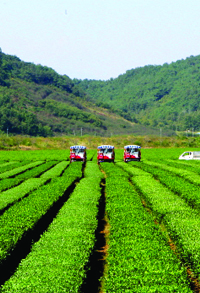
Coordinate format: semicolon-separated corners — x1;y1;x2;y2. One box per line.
1;0;200;80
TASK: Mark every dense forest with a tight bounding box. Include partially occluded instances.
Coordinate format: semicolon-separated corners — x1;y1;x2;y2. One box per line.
76;55;200;133
0;47;200;137
0;48;144;137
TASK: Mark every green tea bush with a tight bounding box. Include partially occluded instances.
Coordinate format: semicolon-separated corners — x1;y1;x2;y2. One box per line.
2;162;103;292
15;161;57;179
0;161;44;179
0;165;82;267
40;161;69;179
0;178;23;192
0;178;49;212
100;163;192;292
128;163;200;279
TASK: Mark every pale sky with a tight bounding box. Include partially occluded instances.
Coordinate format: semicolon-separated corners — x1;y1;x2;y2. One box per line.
1;0;200;80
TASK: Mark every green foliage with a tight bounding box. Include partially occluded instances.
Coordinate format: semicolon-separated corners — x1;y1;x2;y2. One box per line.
0;161;28;173
0;92;53;136
0;161;44;179
0;48;9;87
101;163;192;292
133;161;200;210
0;162;83;265
143;160;200;186
0;51;129;136
40;161;69;179
0;178;23;192
15;161;57;179
1;149;200;291
1;162;102;292
0;178;48;212
0;149;70;161
3;49;200;136
44;99;105;128
120;151;200;279
77;55;200;132
0;49;177;137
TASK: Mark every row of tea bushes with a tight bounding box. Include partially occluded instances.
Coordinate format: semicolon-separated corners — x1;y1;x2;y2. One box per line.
0;161;18;171
62;161;83;178
0;178;23;193
163;159;200;175
101;163;192;292
0;161;44;179
0;178;49;212
85;149;96;161
0;160;73;213
14;161;58;180
128;163;200;280
0;162;83;269
0;161;13;167
143;160;200;186
1;162;103;292
0;161;30;175
0;150;70;162
133;161;200;211
40;161;69;179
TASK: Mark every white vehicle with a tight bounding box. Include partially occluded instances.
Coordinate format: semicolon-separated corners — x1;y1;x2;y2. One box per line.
179;151;200;160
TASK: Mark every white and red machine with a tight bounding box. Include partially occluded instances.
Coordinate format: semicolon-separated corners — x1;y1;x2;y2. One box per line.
70;145;86;162
97;145;115;163
124;145;141;162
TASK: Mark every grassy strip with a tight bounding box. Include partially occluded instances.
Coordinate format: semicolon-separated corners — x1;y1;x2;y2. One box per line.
0;150;70;161
62;161;83;177
0;161;44;179
143;160;200;185
14;161;57;180
129;165;192;222
0;162;17;168
164;159;200;175
40;161;69;179
0;178;49;212
128;163;200;279
101;163;192;292
130;161;200;210
116;161;151;177
0;161;30;174
1;162;103;292
0;163;83;267
85;149;95;161
0;178;23;192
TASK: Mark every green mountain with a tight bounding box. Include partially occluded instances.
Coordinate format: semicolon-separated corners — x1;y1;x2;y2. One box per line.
2;48;200;137
76;55;200;133
0;49;150;137
0;49;173;137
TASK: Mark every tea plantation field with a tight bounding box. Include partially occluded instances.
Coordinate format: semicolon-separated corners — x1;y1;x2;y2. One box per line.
0;148;200;292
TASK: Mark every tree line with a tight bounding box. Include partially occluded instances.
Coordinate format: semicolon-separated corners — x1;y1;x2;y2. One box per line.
76;55;200;133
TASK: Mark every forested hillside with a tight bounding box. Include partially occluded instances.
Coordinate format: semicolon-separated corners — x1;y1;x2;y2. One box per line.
76;55;200;133
0;49;153;137
1;48;200;137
